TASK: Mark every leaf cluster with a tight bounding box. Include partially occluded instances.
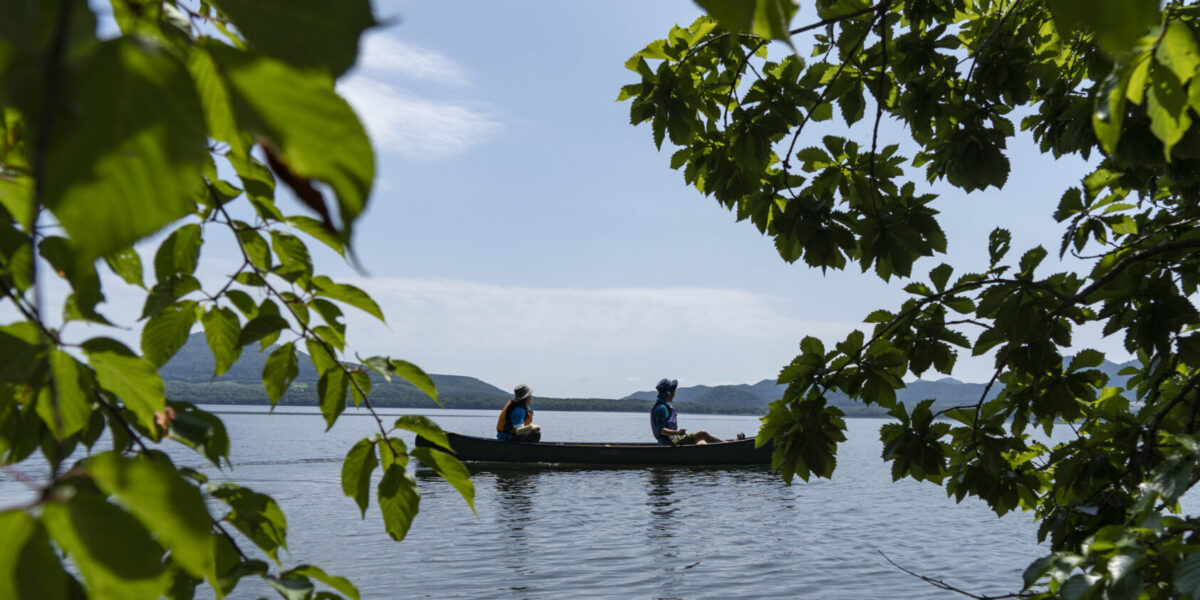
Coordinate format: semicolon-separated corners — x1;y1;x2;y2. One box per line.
0;2;472;599
627;1;1200;597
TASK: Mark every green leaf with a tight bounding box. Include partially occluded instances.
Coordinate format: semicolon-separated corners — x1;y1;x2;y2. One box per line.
202;307;242;377
104;247;145;288
141;300;199;367
36;350;95;440
318;368;349;431
154;224;203;281
306;338;338;374
393;415;451;452
311;276;384;322
42;38;207;262
262;342;299;407
270;231;312;280
390;359;437;403
236;226;272;271
0;322;43;386
224;290;259;318
0;510;70;600
1156;21;1200;86
0;174;34;231
929;264;952;292
207;43;373;241
695;0;797;42
206;0;376;77
377;437;408;472
165;402;230;467
411;447;475;514
186;40;247;156
1046;0;1160;56
42;492;170;600
211;484;288;564
141;275;201;320
89;453;215;578
286;215;345;257
1175;553;1200;599
1094;57;1134;154
237;313;290;348
377;465;420;541
1147;65;1192;159
341;438;377;518
84;342;166;433
263;576;313;600
280;565;360;600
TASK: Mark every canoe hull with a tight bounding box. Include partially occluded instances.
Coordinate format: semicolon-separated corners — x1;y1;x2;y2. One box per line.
418;432;772;466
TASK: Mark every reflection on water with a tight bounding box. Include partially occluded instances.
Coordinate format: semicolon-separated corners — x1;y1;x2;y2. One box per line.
1;410;1067;599
494;471;539;590
646;468;682;600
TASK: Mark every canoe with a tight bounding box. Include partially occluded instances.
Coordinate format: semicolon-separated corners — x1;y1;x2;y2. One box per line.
416;431;772;466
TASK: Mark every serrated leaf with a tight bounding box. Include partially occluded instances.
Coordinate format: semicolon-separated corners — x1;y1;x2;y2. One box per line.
142;301;199;368
393;415;451;452
237;314;290;348
341;438;377;518
211;484;288;564
390;359;437;404
377;465;420;541
270;231;312;280
286;215;344;257
318;368;349;431
202;307;242;376
311;276;384;322
104;247;145;288
262;342;299;407
154;224;203;281
85;343;165;433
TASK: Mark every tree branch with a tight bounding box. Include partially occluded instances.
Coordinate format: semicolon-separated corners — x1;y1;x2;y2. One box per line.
878;551;1033;599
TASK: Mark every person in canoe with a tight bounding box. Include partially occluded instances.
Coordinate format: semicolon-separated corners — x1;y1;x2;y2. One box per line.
496;384;542;443
650;378;726;445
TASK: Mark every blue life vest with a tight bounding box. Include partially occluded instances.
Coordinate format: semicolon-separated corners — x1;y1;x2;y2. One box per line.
650;398;677;444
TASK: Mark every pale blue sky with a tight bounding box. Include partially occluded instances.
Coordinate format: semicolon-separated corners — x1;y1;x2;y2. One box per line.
49;1;1127;399
312;0;1123;398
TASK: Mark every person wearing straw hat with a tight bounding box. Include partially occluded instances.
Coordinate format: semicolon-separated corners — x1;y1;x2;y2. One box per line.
649;378;726;445
496;384;541;443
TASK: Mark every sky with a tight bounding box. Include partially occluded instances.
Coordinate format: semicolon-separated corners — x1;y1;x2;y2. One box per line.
47;1;1128;399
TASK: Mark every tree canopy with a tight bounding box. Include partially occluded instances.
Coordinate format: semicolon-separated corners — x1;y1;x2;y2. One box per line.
0;1;472;599
625;0;1200;598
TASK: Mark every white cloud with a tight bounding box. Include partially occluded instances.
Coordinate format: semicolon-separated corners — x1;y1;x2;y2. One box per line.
357;35;468;86
338;76;501;160
337;277;850;398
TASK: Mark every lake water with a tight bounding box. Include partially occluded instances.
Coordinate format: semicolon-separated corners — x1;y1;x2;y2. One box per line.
3;407;1055;599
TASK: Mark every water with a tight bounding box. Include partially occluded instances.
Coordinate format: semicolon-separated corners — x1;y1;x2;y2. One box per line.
3;407;1047;599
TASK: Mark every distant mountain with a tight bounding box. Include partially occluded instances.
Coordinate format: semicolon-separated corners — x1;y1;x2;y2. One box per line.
160;333;508;399
623;355;1141;414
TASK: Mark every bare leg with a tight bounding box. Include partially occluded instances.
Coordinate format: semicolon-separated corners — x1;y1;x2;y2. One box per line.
691;430;723;444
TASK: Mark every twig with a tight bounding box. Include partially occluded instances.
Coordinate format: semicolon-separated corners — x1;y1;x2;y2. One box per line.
878;550;1032;599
